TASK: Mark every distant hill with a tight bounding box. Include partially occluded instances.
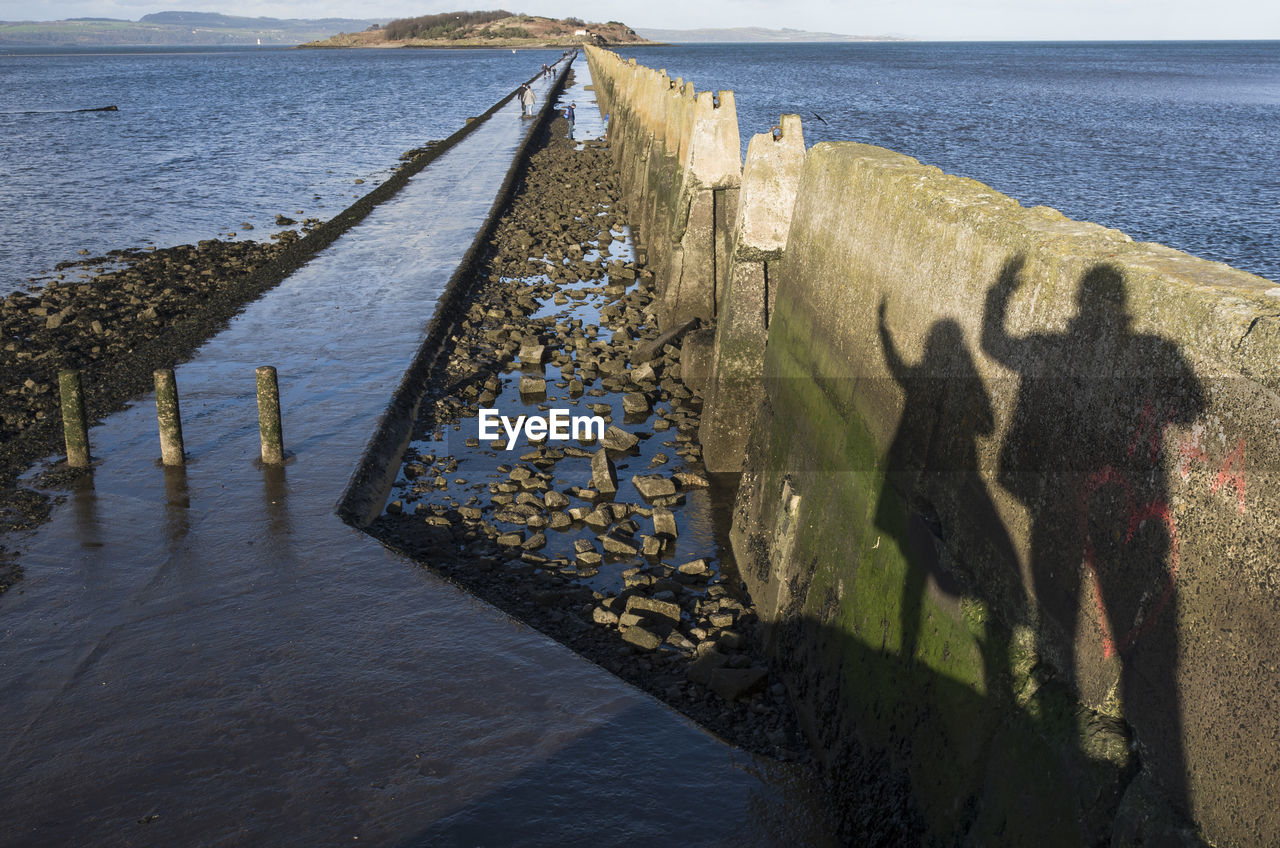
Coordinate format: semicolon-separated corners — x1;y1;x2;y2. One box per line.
302;12;650;48
0;11;383;47
634;26;908;43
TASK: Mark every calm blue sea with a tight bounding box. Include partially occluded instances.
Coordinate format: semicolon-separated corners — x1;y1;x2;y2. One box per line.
0;46;563;285
618;41;1280;283
1;42;1277;287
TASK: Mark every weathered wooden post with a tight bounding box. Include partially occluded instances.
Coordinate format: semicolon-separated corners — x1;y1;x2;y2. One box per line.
153;368;185;466
255;366;284;465
58;369;90;468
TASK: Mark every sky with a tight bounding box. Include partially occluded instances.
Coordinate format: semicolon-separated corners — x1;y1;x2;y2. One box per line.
2;0;1278;41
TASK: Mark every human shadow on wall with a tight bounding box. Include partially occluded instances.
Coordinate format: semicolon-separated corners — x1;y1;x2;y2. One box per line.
875;302;1026;710
981;255;1203;821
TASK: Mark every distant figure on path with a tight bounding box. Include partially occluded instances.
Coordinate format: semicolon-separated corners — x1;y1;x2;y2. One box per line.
519;84;535;118
564;102;576;137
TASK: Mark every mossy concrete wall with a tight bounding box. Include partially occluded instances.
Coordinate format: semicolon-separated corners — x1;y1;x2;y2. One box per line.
584;46;740;330
701;114;805;472
587;49;1278;846
731;141;1280;846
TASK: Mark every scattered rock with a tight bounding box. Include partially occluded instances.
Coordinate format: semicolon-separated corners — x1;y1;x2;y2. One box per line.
630;362;656;384
631;317;700;363
626;595;682;624
590;449;617;494
356;104;803;767
497;531;525;547
674;471;710;489
632;474;676;500
622;392;650;414
677;558;709;576
602;425;639;452
708;667;769;701
653;508;678;539
687;649;729;685
601;534;640;556
622;624;663;651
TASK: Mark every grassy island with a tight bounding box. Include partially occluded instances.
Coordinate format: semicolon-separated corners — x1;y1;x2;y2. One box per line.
301;11;653;49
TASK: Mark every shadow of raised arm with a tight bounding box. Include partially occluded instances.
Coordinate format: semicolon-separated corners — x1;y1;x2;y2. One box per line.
878;298;911;387
981;255;1029;367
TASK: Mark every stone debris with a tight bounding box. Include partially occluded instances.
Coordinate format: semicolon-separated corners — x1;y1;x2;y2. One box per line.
590;449;618;494
518;375;546;396
622;392;651;414
602;425;639;453
621;624;663;651
367;89;804;763
652;508;678;540
709;666;769;701
687;649;729;685
677;558;710;577
631;474;676;501
497;530;525;546
601;533;639;555
674;471;710;489
0;238;301;450
626;594;682;623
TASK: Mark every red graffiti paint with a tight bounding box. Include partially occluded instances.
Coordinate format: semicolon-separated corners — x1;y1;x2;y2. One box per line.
1211;438;1248;516
1127;400;1165;462
1072;408;1247;660
1080;467;1179;659
1177;424;1209;481
1140;406;1249;513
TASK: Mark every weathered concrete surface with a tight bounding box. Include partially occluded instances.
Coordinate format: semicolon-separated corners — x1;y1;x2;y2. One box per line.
731;140;1279;845
584;46;741;330
679;326;716;394
660;90;740;328
701;115;805;472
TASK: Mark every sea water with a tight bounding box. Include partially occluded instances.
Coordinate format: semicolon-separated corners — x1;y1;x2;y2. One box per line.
0;46;564;286
616;41;1280;283
1;42;1277;289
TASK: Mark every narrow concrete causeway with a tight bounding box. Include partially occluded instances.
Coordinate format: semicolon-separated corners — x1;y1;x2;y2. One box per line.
0;65;825;846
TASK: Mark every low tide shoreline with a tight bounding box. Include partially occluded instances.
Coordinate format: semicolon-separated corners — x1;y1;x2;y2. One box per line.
0;75;531;589
365;111;819;764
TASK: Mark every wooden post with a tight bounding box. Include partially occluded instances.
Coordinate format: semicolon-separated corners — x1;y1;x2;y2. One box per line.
256;366;284;465
153;368;185;466
58;369;90;468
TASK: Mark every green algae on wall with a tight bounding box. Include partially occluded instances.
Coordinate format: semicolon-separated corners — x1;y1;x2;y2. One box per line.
737;295;1091;842
588;50;1280;846
734;140;1278;846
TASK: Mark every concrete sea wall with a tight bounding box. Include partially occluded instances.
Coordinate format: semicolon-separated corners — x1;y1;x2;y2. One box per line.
584;46;1279;846
584;46;740;329
734;142;1280;847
